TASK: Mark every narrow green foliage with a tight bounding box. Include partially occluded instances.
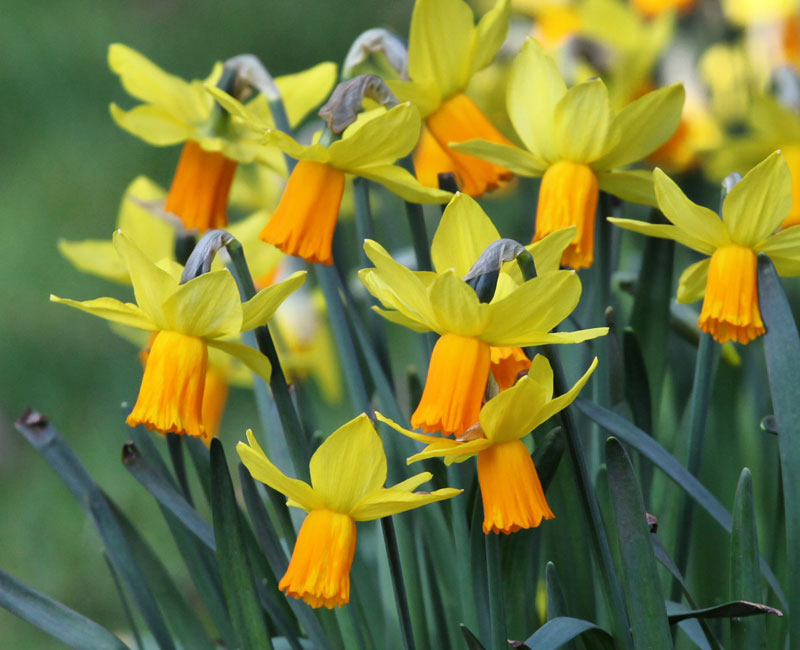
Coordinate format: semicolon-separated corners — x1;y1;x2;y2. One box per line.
460;624;487;650
668;600;781;625
605;437;672;650
519;616;614;650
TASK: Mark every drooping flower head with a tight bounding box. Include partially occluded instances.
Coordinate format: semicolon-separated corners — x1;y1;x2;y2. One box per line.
51;231;305;438
453;38;684;268
237;414;461;608
109;44;336;232
360;193;606;436
378;355;597;534
212;97;451;265
610;151;800;344
388;0;513;196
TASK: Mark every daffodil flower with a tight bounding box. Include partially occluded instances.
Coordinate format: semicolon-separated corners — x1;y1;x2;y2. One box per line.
360;193;606;436
237;414;461;608
610;151;800;344
109;44;336;231
212;98;451;265
388;0;513;197
452;38;684;269
378;355;597;534
51;231;306;438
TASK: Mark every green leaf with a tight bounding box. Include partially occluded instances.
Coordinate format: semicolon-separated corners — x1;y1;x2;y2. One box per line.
533;427;565;493
519;616;614;650
668;600;782;624
575;399;788;609
460;623;487;650
210;439;272;650
0;569;130;650
605;438;672;649
758;253;800;647
731;468;768;648
622;329;652;434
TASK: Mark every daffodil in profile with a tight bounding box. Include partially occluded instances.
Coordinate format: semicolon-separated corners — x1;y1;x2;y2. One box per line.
237;414;461;608
360;193;606;436
610;151;800;344
213;99;450;265
51;231;305;438
109;43;336;232
452;38;684;269
388;0;513;196
378;355;597;533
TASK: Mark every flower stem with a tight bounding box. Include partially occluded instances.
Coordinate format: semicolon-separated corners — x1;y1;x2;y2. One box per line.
485;534;506;650
381;517;418;650
400;157;433;272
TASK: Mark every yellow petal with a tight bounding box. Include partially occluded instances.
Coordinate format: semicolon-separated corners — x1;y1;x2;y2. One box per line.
309;414;388;513
50;295;155;331
205;86;271;130
449;140;548;177
264;129;331;163
676;258;710;304
409;437;492;463
431;193;501;276
276;62;338;128
386;79;442;119
597;170;656;207
330;103;421;169
371;306;432;333
108;44;209;123
113;230;175;328
356;165;452;204
375;411;447;445
507;39;566;161
527;227;578;275
428;270;490;336
241;271;306;331
387;472;434;493
349;486;462;521
469;0;511;77
723;151;793;245
162;270;242;337
595;84;685;170
206;339;271;382
359;269;432;329
408;0;475;97
608;218;715;255
554;79;614;163
654;169;729;251
117;177;174;261
110;103;194;146
754;225;800;277
237;430;321;510
57;240;130;284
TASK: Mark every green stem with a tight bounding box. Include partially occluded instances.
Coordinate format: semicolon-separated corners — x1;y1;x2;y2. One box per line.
485;534;506;650
225;239;311;482
166;434;192;506
382;517;418;650
400;157;433;272
268;98;297;173
543;347;634;650
671;333;718;601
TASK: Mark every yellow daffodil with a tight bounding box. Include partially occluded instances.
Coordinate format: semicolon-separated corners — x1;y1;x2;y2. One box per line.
721;0;796;27
377;355;597;533
212;98;451;265
629;0;694;18
708;95;800;228
51;231;306;438
610;151;800;344
237;414;461;608
109;44;336;232
453;38;684;269
360;193;606;436
388;0;514;197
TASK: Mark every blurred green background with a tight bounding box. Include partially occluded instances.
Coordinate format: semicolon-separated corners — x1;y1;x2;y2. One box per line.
0;1;411;646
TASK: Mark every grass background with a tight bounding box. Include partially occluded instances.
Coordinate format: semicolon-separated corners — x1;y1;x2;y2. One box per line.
0;1;411;646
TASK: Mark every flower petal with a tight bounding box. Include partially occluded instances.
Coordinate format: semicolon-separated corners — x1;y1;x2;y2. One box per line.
371;306;432;333
754;225;800;277
349;486;462;521
654;168;729;250
50;295;155;331
554;79;613;163
594;83;685;170
676;258;710;304
507;39;566;161
241;271;306;331
469;0;511;76
237;429;321;510
356;165;451;204
607;218;716;255
723;151;793;245
449;140;548;176
57;239;130;284
309;414;388;513
110;103;195;146
162;270;242;337
428;270;490;336
276;62;338;128
431;193;501;276
597;170;657;207
263;129;331;163
206;339;271;382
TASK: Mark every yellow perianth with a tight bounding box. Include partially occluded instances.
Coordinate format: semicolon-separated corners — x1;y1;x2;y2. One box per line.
490;346;531;391
419;93;512;198
478;439;555;535
200;365;229;446
260;160;346;266
534;160;599;270
699;244;765;344
412;333;491;436
279;509;357;609
630;0;695;17
127;331;208;438
780;144;800;229
165;140;237;232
